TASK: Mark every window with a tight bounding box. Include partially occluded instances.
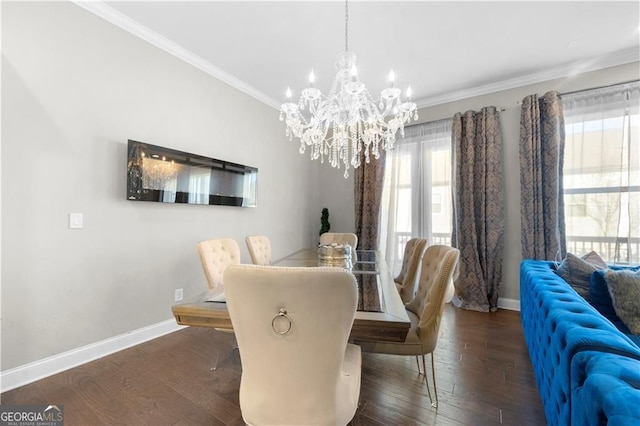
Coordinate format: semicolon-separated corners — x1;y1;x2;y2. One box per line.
562;82;639;264
432;193;443;214
379;119;453;275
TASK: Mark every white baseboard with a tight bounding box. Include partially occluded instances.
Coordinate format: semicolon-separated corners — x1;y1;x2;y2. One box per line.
498;297;520;311
1;319;185;393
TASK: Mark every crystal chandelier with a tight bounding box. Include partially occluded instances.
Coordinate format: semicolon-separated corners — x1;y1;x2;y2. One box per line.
279;0;418;178
141;154;177;191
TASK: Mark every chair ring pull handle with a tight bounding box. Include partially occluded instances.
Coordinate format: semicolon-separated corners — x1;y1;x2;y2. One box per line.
271;308;292;335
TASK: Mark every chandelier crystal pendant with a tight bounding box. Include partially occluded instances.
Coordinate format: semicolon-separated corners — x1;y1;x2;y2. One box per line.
279;0;418;178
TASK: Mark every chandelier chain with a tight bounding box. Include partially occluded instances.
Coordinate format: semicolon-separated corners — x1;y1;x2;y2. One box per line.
344;0;349;52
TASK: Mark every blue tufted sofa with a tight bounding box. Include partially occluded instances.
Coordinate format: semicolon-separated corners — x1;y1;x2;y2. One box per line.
520;260;640;426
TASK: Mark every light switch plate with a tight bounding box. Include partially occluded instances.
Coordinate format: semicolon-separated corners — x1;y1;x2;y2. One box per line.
174;288;184;302
69;213;83;229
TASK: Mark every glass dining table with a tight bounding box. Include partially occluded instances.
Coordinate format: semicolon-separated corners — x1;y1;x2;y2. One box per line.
172;248;410;342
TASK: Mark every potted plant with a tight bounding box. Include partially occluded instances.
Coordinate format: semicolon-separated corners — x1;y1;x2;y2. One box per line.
319;207;330;236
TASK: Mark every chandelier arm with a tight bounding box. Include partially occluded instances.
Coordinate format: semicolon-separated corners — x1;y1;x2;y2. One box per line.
307;98;317;115
360;94;389;127
378;97;396;117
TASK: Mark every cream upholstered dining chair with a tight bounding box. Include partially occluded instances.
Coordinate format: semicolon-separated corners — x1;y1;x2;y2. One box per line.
354;245;460;408
319;232;358;249
196;238;241;370
245;235;272;266
394;238;428;303
197;238;241;290
224;264;362;426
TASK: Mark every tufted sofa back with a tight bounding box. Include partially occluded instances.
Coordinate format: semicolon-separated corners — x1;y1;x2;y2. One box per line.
520;260;640;426
197;238;241;289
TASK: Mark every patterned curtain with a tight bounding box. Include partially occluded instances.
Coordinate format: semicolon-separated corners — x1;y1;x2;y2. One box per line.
519;91;566;261
354;150;386;250
451;107;504;312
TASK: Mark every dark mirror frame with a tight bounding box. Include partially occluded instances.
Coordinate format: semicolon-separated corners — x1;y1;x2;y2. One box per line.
126;139;258;207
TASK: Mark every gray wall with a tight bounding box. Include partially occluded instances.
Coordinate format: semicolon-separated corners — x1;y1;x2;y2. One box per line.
1;2;318;370
315;165;356;237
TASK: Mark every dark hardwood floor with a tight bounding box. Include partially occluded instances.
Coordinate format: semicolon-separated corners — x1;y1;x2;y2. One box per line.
1;305;545;425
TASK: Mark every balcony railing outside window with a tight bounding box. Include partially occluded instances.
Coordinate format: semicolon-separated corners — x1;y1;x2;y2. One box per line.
566;236;639;265
392;232;451;270
393;233;637;267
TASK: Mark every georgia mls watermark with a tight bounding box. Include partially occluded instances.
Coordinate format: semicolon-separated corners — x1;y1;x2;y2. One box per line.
0;405;64;426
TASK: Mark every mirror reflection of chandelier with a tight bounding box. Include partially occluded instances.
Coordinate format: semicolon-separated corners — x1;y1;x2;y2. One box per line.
279;0;418;178
141;153;177;190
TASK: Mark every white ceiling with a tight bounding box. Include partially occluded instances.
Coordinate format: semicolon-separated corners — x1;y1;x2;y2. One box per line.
81;1;640;109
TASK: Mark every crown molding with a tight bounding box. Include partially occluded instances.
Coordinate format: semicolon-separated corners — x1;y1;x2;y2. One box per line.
74;1;637;112
72;1;281;110
415;47;640;109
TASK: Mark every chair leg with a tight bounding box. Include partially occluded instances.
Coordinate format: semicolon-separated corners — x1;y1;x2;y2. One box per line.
211;332;237;371
231;334;238;350
211;346;221;371
415;356;422;375
422;354;434;406
430;352;438;408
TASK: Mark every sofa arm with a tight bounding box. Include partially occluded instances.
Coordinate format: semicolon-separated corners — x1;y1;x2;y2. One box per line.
572;351;640;426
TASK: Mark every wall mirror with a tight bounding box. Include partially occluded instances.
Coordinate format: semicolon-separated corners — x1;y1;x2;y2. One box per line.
127;139;258;207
